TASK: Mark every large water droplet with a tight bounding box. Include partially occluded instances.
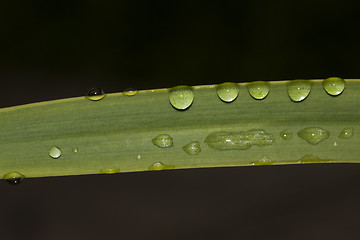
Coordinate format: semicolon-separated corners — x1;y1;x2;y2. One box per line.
168;86;194;110
297;127;330;145
216;82;239;103
85;87;106;101
247;81;270;100
3;172;25;185
339;128;354;139
323;77;345;96
152;134;174;148
122;88;138;96
183;141;201;155
49;146;62;159
148;162;175;171
99;168;120;174
287;80;311;102
280;129;293;140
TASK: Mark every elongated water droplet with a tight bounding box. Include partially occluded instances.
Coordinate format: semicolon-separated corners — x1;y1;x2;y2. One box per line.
86;87;106;101
148;162;175;171
168;86;194;110
339;128;354;139
4;172;25;185
72;147;79;153
216;82;239;103
297;127;330;145
49;146;62;159
204;129;275;150
152;134;174;148
251;156;273;165
183;141;201;155
323;77;345;96
137;154;142;159
280;129;293;140
247;81;270;100
122;88;138;96
99;168;120;174
287;80;311;102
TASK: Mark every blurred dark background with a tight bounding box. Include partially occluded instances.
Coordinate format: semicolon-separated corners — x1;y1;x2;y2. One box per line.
1;0;360;239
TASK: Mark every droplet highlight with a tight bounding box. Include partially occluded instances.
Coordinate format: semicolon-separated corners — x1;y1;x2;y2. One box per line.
49;146;62;159
3;172;25;185
137;154;142;159
216;82;239;103
280;129;293;140
204;129;275;150
247;81;270;100
122;88;138;96
323;77;345;96
287;80;311;102
148;162;175;171
85;87;106;101
297;127;330;145
168;86;194;110
99;168;120;174
339;128;354;139
183;141;201;155
152;134;174;148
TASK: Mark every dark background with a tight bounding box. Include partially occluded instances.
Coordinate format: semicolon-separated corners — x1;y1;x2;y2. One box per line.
1;0;360;239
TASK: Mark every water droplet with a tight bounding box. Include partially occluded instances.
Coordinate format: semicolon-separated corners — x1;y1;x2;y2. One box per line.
49;146;62;159
323;77;345;96
247;81;270;100
148;162;175;171
85;87;106;101
204;129;275;150
287;80;311;102
280;129;293;140
122;88;138;96
72;147;79;153
251;156;273;165
3;172;25;185
216;82;239;103
297;127;330;145
333;141;338;147
137;154;142;159
339;128;354;139
183;141;201;155
152;134;174;148
168;86;194;110
99;168;120;174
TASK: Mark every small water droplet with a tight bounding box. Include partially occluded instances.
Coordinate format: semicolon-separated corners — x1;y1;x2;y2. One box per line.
148;162;175;171
339;128;354;139
49;146;62;159
183;141;201;155
333;141;338;147
216;82;239;103
3;172;25;185
247;81;270;100
168;86;194;110
152;134;174;148
99;168;120;174
323;77;345;96
72;147;79;153
297;127;330;145
122;88;138;96
280;129;293;140
287;80;311;102
85;87;106;101
137;154;142;159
